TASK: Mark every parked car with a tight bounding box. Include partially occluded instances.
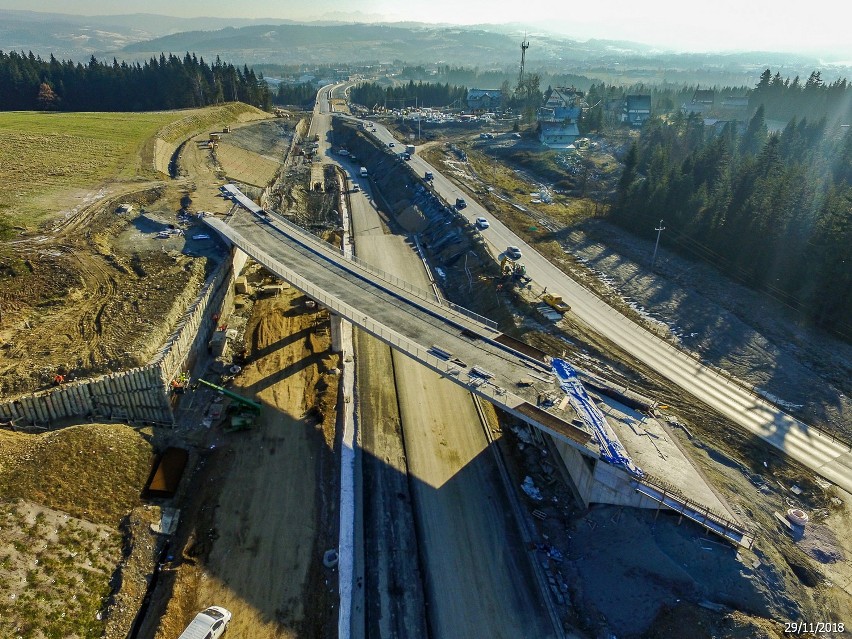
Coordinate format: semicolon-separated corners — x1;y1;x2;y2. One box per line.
178;607;231;639
475;217;489;229
506;246;522;259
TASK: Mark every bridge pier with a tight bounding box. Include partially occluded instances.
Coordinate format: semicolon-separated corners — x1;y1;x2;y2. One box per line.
330;313;346;354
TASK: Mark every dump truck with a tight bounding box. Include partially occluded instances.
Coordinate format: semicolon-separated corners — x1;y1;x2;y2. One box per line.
542;293;571;314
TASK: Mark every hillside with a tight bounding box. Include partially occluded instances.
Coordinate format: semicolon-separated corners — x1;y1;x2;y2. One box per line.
4;10;847;86
0;423;154;638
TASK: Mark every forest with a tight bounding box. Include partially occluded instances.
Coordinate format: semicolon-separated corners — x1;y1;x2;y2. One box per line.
274;82;320;107
0;50;272;112
612;100;851;339
349;81;468;110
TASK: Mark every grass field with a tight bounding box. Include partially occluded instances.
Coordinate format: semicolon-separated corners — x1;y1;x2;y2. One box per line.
0;111;176;228
0;423;153;638
0;103;268;231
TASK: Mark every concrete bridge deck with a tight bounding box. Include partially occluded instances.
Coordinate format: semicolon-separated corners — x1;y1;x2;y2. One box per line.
207;184;755;547
204;195;596;455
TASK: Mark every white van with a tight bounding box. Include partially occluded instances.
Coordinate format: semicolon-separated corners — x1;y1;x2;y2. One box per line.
178;606;232;639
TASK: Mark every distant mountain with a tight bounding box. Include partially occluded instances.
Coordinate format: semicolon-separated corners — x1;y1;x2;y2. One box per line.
2;10;848;86
0;9;301;58
120;23;528;68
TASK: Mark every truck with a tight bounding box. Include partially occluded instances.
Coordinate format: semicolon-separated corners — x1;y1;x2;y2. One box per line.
405;144;416;155
542;293;571;314
359;166;368;177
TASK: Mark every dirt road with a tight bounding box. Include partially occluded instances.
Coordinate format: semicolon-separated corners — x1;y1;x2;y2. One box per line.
197;292;339;639
149;289;339;639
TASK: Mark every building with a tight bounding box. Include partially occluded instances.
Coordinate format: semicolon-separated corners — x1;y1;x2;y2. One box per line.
539;86;585;122
682;89;715;114
466;89;503;111
622;95;652;126
539;120;580;148
720;95;750;119
704;119;745;137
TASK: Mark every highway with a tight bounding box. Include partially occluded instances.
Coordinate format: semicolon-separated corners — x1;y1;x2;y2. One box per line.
346;112;852;495
322;84;560;638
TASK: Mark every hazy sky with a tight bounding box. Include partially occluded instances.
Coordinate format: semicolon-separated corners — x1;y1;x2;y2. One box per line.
2;0;851;58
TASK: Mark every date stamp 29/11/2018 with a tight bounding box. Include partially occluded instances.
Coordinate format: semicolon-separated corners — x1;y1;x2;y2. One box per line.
783;621;846;635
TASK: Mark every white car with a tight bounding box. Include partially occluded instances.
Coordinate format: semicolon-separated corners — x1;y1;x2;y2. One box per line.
475;217;489;229
178;606;232;639
506;246;522;259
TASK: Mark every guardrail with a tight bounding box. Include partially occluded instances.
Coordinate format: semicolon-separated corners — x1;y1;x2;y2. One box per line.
634;472;754;548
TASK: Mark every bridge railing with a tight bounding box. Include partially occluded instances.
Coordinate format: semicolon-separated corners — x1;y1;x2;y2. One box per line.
634;472;754;547
228;229;521;403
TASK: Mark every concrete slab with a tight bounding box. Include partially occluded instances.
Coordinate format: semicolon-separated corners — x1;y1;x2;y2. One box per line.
594;395;737;522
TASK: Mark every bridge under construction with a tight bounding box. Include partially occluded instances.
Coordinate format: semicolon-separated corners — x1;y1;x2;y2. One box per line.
204;184;753;547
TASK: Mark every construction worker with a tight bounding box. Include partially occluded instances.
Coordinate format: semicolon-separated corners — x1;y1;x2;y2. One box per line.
53;373;65;386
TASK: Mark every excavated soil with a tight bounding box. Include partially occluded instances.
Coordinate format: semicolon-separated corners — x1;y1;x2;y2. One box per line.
146;287;340;639
0;182;218;398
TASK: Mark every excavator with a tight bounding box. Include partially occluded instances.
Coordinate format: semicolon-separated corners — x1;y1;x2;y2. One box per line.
499;257;532;284
194;378;262;432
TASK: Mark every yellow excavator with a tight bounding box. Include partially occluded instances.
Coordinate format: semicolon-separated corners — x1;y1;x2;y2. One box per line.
500;257;531;283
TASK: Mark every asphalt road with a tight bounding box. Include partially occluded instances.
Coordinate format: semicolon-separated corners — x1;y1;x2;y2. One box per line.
350;113;852;495
332;95;557;638
352;211;557;639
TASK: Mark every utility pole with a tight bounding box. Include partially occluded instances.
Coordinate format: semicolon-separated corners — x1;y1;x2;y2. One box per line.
652;219;665;267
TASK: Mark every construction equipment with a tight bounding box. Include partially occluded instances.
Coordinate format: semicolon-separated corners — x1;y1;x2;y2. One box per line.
499;257;532;284
542;293;571;314
195;378;262;431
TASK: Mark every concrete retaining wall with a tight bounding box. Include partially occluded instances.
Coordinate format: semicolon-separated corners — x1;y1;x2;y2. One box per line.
0;246;249;429
0;365;172;427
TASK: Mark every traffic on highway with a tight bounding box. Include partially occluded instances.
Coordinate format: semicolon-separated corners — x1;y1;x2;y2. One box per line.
335;104;852;497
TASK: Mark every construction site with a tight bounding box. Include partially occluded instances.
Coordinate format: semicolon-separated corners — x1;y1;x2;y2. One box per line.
0;86;851;639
